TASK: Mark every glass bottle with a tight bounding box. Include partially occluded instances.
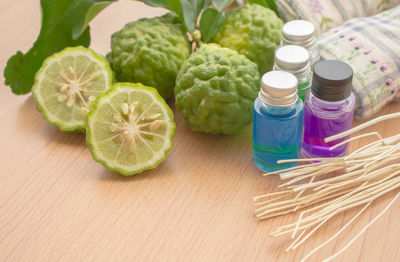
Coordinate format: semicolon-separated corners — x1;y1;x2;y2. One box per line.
253;71;304;172
302;60;355;158
273;45;311;101
280;20;320;68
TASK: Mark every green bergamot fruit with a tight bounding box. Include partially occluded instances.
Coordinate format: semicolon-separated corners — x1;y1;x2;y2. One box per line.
212;4;283;75
108;13;191;100
174;44;260;135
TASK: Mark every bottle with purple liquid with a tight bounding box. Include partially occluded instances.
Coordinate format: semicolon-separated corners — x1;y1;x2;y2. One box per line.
302;60;355;158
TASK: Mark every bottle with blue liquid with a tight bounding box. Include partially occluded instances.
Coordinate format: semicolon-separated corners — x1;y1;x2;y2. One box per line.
253;71;304;172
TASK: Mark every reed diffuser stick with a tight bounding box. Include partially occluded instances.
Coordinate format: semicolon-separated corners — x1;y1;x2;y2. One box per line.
254;112;400;261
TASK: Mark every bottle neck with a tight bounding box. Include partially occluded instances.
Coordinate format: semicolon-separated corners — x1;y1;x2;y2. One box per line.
273;64;311;81
281;36;317;51
259;89;298;108
307;90;355;109
260;99;297;116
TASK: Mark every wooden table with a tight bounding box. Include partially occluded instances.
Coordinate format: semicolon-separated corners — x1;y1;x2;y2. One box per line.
1;1;399;261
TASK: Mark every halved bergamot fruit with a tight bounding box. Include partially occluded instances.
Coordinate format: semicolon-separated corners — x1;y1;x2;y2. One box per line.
86;83;176;176
32;46;113;132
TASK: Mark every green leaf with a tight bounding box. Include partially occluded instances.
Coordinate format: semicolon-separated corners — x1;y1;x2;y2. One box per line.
139;0;212;34
137;0;169;9
165;0;183;18
203;0;212;8
4;0;117;95
72;1;117;39
211;0;234;11
247;0;279;16
200;8;225;42
180;0;197;34
138;0;184;19
264;0;279;16
247;0;268;8
194;0;211;16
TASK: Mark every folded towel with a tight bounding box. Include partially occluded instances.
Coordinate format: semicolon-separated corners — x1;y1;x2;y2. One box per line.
317;5;400;119
275;0;400;35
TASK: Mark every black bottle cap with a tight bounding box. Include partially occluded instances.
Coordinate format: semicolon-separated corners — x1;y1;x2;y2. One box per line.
311;60;353;101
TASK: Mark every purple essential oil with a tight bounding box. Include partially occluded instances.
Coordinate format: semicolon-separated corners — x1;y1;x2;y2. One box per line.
302;60;355;158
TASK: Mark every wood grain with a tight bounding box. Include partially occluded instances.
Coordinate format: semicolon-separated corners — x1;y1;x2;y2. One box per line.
0;1;399;261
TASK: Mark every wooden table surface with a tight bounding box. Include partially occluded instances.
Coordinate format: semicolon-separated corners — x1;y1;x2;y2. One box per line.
1;1;399;261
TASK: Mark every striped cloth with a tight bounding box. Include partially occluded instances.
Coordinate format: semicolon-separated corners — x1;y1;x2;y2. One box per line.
317;5;400;119
276;0;400;35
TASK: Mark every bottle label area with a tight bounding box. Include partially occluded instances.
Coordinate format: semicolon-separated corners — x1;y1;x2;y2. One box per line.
253;98;304;172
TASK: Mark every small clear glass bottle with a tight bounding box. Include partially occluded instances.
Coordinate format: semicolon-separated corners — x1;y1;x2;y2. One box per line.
253;71;304;172
280;20;320;68
302;60;355;158
273;45;311;101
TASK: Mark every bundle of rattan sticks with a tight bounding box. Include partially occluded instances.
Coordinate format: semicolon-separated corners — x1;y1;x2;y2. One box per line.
254;112;400;262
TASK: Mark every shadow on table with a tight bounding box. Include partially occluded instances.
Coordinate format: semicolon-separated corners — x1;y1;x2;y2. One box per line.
98;159;174;182
17;95;86;147
16;95;37;132
97;110;255;182
173;115;256;174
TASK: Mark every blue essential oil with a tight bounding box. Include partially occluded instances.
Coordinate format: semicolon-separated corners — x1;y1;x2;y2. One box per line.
253;71;304;172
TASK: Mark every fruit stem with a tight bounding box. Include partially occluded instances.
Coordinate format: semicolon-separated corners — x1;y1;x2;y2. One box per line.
192;31;202;51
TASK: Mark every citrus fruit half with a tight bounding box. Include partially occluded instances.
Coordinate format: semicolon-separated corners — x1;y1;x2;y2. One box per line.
86;83;176;176
32;46;113;132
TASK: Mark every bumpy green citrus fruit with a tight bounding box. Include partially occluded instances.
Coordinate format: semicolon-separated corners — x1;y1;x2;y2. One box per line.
175;44;260;135
212;4;283;75
32;46;113;132
108;13;191;100
86;83;176;176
